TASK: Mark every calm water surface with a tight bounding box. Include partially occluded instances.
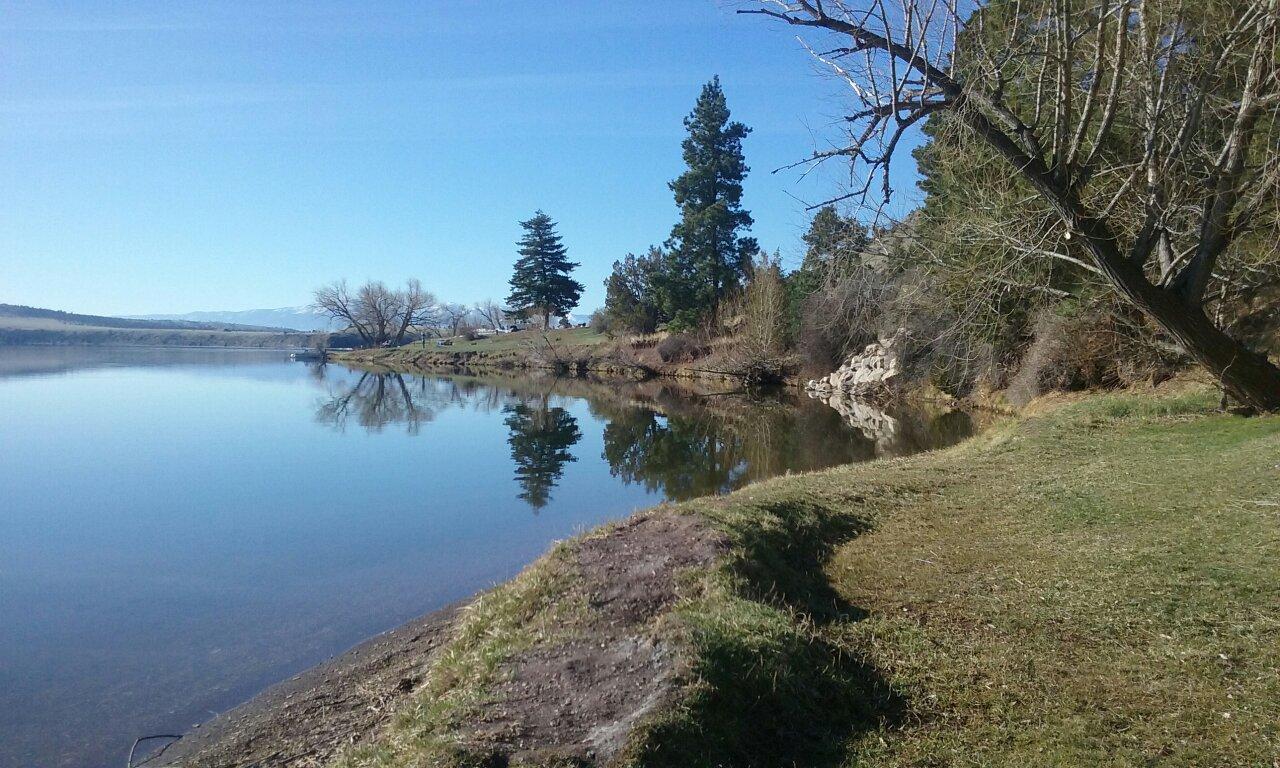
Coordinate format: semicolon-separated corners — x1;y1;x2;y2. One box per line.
0;347;972;768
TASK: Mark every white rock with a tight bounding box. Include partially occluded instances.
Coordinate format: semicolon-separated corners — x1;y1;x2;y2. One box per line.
812;331;904;399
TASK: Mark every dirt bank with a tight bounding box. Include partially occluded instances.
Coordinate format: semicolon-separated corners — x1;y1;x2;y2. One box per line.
155;605;463;767
155;514;726;768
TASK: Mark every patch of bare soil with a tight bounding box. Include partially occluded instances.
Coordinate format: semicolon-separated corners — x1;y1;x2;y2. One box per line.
156;605;462;768
155;513;724;768
467;513;727;766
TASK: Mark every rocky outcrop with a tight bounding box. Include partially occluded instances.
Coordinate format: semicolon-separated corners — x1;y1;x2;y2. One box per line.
805;332;903;399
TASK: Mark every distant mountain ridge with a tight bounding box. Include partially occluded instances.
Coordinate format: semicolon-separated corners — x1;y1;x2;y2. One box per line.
0;303;293;332
0;303;358;348
124;306;339;332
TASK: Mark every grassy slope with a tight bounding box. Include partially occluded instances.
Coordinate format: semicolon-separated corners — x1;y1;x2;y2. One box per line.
339;386;1279;767
340;327;608;364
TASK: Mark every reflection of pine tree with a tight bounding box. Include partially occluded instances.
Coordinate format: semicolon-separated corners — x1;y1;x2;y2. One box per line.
598;396;892;501
601;407;747;501
503;403;582;511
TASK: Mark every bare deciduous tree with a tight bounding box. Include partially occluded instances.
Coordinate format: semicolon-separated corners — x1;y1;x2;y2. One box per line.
312;279;438;347
747;0;1280;410
438;303;473;337
393;278;438;345
357;281;401;347
474;299;509;331
313;280;374;346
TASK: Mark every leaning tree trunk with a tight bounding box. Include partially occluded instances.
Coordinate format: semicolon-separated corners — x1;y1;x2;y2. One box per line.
975;118;1280;413
1074;215;1280;412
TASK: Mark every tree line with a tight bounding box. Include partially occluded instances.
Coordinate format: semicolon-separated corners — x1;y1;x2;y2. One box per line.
310;210;587;344
743;0;1280;410
311;0;1279;410
609;1;1280;410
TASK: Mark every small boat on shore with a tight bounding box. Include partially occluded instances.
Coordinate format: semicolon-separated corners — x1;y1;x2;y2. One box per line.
290;350;327;362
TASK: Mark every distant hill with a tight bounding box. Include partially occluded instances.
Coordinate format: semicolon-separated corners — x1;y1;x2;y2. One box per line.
0;303;354;348
125;307;339;332
0;304;294;332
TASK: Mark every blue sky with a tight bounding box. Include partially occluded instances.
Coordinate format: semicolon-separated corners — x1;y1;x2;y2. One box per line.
1;1;924;315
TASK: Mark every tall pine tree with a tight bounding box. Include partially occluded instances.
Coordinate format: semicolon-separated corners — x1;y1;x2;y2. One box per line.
660;76;753;327
506;211;584;328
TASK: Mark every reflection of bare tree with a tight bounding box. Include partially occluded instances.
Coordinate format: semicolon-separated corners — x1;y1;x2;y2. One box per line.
306;361;329;384
315;371;436;434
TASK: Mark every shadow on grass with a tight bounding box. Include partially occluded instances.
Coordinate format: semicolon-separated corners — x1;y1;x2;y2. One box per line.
635;499;906;768
734;499;873;625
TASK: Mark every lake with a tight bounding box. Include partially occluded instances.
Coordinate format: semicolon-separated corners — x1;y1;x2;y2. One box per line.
0;347;973;768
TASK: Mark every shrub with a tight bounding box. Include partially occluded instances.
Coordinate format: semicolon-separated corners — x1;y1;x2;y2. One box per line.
657;333;707;363
796;262;897;375
1006;305;1181;406
589;309;613;336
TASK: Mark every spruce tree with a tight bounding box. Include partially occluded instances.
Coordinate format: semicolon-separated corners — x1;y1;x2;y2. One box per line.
661;76;753;327
506;211;584;329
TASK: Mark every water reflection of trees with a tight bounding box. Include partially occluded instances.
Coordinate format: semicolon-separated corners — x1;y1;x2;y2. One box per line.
313;367;569;435
595;388;881;500
594;385;974;501
503;399;582;512
309;366;973;509
314;371;438;434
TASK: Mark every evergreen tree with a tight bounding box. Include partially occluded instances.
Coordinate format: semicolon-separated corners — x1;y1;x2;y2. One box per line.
660;76;754;327
603;246;664;334
506;211;584;328
800;205;870;274
789;205;871;303
503;402;582;511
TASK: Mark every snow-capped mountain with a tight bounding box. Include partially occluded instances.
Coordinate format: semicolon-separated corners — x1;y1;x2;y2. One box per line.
125;306;340;332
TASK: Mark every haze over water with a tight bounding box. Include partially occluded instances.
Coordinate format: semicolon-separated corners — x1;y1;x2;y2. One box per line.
0;348;971;768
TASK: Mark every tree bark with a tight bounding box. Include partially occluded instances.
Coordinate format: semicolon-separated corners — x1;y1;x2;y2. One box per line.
963;107;1280;411
1073;212;1280;412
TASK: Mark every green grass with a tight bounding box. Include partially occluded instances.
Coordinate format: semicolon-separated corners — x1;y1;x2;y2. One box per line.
354;326;608;361
332;387;1280;767
630;388;1280;767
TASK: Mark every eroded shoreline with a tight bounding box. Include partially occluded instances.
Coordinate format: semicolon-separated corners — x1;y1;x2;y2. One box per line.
156;603;464;767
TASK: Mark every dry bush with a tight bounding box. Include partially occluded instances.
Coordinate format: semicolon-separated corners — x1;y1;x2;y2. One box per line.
799;261;999;396
657;333;707;364
797;264;897;375
706;270;795;384
589;309;613;336
627;332;664;349
1006;306;1183;406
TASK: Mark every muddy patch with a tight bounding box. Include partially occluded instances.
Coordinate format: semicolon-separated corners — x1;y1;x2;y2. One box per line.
469;512;727;765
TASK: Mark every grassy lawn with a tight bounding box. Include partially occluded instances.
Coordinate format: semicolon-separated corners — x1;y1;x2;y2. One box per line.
336;386;1280;767
378;326;607;356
